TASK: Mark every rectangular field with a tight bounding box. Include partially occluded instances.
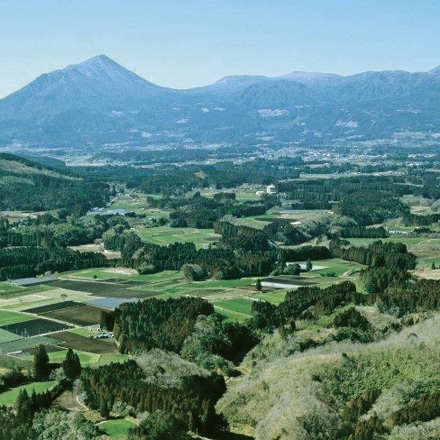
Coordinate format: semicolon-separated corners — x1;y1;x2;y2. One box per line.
87;297;139;309
135;225;220;247
0;318;73;337
51;331;119;354
0;311;34;327
214;298;254;317
44;305;105;326
50;279;149;298
23;300;80;314
0;336;60;355
0;328;21;344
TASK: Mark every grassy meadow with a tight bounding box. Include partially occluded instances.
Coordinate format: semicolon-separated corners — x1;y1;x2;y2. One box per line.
100;418;137;439
0;380;56;407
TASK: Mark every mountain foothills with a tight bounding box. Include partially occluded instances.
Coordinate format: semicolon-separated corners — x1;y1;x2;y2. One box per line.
1;55;440;149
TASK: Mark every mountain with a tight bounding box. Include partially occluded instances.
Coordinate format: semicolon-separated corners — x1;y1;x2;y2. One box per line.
1;55;440;149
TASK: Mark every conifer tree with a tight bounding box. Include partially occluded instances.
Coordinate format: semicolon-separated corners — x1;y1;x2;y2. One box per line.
62;348;82;380
33;344;50;380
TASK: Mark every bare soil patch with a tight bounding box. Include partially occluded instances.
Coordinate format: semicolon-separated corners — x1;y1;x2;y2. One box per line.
53;390;86;411
412;268;440;280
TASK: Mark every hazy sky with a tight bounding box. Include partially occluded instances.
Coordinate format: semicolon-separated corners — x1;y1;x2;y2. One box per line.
1;0;439;98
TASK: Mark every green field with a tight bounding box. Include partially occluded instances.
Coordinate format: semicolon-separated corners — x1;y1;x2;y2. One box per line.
0;311;34;326
101;418;136;438
301;258;365;277
194;188;262;202
214;298;254;321
0;328;21;343
0;282;23;293
45;350;129;367
134;225;219;247
0;336;59;355
0;380;56;407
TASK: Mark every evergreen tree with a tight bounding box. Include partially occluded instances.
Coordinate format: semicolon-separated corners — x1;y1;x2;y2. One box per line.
32;344;50;380
62;348;82;380
306;258;313;271
255;278;262;292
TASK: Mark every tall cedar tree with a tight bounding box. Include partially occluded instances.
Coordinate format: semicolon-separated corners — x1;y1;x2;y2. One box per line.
32;344;50;380
62;348;82;380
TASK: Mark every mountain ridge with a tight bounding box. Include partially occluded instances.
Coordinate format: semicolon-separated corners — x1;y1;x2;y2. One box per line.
1;55;440;149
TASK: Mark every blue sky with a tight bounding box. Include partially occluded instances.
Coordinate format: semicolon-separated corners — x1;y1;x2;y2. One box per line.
0;0;439;98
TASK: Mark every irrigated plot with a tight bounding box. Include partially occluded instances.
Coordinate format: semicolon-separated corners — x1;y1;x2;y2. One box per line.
51;331;119;354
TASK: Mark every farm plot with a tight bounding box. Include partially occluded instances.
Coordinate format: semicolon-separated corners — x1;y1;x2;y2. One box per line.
43;304;105;327
0;310;33;327
50;279;150;299
262;276;317;289
51;331;119;354
23;300;80;314
135;225;220;247
0;318;73;337
214;298;255;321
0;328;21;343
0;336;60;355
87;297;139;309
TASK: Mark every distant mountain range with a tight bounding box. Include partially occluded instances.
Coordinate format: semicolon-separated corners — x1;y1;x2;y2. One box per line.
1;55;440;150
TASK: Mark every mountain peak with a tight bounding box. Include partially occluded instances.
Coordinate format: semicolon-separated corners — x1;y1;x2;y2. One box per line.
62;54;132;79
